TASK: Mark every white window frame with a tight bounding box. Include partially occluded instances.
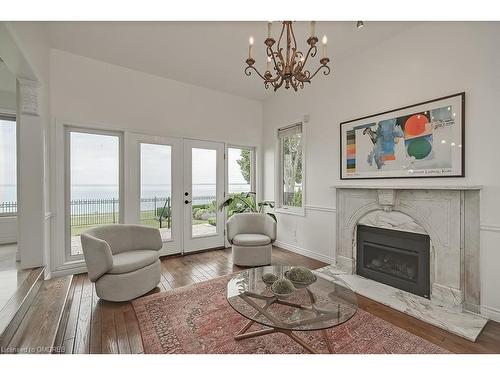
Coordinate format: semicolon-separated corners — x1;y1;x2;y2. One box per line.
275;122;305;216
64;126;124;262
0;112;17;217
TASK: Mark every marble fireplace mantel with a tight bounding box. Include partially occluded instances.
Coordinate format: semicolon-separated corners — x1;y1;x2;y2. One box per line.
331;183;483;190
333;185;481;313
329;184;487;341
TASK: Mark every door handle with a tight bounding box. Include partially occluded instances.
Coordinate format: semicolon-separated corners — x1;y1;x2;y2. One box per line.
184;200;191;204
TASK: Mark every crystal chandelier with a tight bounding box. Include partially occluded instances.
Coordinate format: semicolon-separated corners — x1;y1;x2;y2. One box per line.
245;21;331;91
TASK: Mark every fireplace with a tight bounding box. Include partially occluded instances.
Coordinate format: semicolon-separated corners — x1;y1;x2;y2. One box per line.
356;225;430;298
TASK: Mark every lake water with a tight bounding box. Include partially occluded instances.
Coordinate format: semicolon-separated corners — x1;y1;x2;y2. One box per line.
0;184;251;213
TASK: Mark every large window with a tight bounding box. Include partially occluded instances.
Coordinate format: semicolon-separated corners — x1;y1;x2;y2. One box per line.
226;146;255;220
0;114;16;215
227;147;254;195
278;123;303;211
67;129;122;256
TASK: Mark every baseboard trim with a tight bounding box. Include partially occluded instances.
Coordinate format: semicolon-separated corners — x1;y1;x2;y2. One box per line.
274;240;334;264
50;265;87;278
481;304;500;323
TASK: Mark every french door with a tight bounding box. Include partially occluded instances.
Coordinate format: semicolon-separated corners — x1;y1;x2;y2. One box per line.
182;139;225;253
133;137;225;255
132;134;182;256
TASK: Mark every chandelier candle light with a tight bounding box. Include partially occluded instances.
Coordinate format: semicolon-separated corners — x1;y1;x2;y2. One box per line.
245;21;331;91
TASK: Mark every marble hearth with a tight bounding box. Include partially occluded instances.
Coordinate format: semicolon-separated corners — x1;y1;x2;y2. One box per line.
315;264;487;342
325;184;488;341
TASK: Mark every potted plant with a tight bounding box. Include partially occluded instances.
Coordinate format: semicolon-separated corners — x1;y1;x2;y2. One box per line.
219;192;276;222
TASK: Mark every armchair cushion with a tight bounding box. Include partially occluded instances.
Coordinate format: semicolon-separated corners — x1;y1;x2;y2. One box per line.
232;234;271;247
109;250;159;274
226;213;276;244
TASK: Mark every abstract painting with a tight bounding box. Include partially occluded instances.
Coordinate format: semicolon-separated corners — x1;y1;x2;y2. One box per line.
340;93;465;179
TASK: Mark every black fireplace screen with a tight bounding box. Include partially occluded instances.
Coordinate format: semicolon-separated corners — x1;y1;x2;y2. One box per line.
356;225;430;298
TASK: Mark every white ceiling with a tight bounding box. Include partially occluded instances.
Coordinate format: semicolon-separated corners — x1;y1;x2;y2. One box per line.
44;21;414;101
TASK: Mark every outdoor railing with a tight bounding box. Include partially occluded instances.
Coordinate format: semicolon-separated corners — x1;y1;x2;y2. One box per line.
0;201;17;215
70;198;121;227
69;195;216;228
1;195;217;226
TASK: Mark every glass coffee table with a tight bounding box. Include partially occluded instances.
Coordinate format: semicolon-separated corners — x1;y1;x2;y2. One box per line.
226;265;358;354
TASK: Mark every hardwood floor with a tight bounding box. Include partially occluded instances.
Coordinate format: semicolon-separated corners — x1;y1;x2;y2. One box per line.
8;275;72;352
358;295;500;353
56;246;326;354
56;247;500;354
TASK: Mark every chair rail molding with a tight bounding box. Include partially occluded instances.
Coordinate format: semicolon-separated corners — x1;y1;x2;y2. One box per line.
304;205;336;213
480;223;500;233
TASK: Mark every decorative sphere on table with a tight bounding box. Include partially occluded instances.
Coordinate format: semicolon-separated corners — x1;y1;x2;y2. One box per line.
262;273;278;284
271;278;295;294
285;266;316;284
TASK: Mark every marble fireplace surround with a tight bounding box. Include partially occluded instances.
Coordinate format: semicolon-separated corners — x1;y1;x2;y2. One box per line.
321;184;489;341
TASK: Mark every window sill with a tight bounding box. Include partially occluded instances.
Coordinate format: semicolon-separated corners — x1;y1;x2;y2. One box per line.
274;207;306;217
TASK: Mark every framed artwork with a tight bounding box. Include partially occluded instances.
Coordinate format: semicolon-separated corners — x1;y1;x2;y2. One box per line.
340;92;465;180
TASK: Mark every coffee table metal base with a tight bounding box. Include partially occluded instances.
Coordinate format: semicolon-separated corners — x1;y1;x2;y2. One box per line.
234;317;334;354
227;267;357;354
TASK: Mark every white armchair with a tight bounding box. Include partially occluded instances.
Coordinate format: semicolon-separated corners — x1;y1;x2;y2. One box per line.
226;213;276;266
80;224;162;302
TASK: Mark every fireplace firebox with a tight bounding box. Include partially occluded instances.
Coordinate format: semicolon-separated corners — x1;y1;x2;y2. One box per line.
356;225;430;298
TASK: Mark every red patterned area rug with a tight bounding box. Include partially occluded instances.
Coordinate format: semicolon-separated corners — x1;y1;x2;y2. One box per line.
132;275;450;354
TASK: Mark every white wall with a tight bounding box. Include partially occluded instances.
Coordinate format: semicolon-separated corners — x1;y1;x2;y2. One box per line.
50;49;262;145
0;217;16;244
0;90;16;111
262;22;500;321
